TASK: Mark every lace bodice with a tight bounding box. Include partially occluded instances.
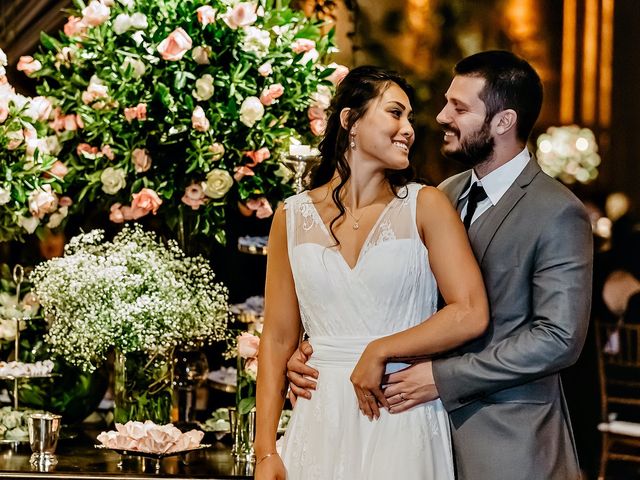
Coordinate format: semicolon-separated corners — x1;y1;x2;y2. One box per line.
283;183;438;338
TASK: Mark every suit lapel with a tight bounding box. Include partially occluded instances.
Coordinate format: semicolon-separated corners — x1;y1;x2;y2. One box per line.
468;158;542;264
441;170;472;207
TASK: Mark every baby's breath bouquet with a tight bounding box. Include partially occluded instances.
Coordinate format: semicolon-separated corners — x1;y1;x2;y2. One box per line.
30;225;229;423
23;0;343;244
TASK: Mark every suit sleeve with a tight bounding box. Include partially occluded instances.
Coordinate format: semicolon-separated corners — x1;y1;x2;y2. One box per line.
432;199;593;412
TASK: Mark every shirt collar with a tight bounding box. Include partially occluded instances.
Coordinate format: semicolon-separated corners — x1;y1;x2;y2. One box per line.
460;147;531;205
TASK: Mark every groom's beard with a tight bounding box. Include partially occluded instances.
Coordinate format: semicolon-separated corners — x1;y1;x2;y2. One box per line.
441;121;495;167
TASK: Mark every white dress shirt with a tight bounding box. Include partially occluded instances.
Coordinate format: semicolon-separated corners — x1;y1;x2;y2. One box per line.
458;147;531;225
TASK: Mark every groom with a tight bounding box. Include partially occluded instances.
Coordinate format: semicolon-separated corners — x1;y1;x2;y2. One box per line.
287;51;593;480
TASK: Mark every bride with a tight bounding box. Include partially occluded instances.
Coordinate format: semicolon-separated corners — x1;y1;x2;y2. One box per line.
254;66;488;479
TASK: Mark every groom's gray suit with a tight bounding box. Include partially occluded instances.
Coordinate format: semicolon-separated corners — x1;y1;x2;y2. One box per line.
433;157;593;480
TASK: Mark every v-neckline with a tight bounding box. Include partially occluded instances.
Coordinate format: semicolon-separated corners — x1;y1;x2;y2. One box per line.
303;191;399;271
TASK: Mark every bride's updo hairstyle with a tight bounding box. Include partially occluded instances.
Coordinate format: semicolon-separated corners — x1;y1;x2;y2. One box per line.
311;65;415;244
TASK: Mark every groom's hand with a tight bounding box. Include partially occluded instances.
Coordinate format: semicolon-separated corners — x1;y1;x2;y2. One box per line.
383;361;439;413
286;341;318;404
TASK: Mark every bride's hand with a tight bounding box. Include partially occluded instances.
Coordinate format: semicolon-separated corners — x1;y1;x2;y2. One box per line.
350;341;391;420
254;453;286;480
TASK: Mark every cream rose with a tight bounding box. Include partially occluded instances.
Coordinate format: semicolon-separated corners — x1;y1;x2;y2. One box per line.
46;206;68;229
242;26;270;58
258;62;272;77
203;169;233;199
191;106;210;132
239;96;264;127
193;74;214;101
209;143;225;160
113;13;132;34
130;13;148;30
18;216;39;234
192;46;211;65
0;186;11;205
100;167;126;194
157;28;192;61
132;148;151;173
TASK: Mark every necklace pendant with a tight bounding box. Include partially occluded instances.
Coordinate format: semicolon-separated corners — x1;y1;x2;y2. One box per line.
353;222;359;230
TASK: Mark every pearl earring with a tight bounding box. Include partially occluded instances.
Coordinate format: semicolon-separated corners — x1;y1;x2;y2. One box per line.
350;132;356;150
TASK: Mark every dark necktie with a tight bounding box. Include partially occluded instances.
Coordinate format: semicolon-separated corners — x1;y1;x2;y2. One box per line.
463;183;488;230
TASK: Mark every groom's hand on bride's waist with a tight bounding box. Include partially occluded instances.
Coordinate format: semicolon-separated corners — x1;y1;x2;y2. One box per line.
287;340;318;404
383;361;439;413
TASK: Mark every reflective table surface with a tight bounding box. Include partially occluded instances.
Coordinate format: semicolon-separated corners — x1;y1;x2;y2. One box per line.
0;428;253;479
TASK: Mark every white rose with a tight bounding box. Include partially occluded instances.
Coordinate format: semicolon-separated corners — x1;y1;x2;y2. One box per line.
122;57;146;78
118;0;134;7
298;48;319;65
311;85;332;110
0;186;10;205
0;66;5;77
130;12;148;29
113;13;132;34
82;0;110;27
18;216;39;234
44;135;62;155
193;74;214;101
0;48;7;66
131;31;145;45
242;26;270;58
258;62;272;76
192;46;211;65
209;142;225;160
100;167;127;194
203;169;233;199
239;96;264;127
24;96;53;122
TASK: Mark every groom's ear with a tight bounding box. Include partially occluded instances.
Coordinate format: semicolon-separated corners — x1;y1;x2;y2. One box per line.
494;109;517;136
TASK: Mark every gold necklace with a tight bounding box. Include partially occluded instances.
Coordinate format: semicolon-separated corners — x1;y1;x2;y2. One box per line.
344;205;363;230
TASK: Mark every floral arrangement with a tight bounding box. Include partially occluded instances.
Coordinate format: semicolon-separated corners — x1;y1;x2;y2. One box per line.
236;331;259;414
97;420;204;453
536;125;601;184
30;225;229;372
22;0;345;244
0;47;72;241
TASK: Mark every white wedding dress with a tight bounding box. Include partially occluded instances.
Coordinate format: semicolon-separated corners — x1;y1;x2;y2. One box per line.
279;183;454;480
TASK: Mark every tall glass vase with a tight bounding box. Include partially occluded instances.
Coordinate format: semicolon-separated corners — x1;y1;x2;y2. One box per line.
114;349;175;424
230;354;256;462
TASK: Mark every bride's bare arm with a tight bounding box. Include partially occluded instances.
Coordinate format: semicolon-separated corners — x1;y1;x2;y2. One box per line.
351;186;489;418
254;205;301;476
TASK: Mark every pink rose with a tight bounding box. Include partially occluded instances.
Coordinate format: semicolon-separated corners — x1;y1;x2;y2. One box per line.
121;205;147;220
0;104;8;124
131;188;162;216
132;148;151;173
326;63;349;85
233;166;255;181
101;144;115;160
77;143;99;157
157;28;192;61
17;56;42;76
222;3;257;29
75;114;84;129
196;5;217;27
59;196;73;207
82;0;110;27
124;103;147;122
246;196;273;219
291;38;316;54
259;83;284;106
245;147;270;167
181;183;206;210
48;161;69;179
238;332;260;358
28;185;58;219
64;16;87;37
308;106;327;121
191;106;210;132
245;357;258;380
310;118;327;136
82;81;108;105
109;203;125;223
64;114;79;131
258;62;272;77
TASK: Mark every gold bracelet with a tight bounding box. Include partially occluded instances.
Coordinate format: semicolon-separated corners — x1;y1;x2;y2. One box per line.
256;452;278;465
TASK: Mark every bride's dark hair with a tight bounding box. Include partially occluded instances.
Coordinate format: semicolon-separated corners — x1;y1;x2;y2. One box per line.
311;65;415;244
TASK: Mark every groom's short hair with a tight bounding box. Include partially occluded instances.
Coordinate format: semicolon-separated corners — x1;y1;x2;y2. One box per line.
455;50;543;142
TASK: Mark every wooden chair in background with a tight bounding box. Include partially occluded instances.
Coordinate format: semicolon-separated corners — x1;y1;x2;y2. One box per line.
595;321;640;479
